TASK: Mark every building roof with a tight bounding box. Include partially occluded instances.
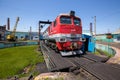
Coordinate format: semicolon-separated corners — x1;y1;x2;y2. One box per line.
83;30;92;36
112;28;120;34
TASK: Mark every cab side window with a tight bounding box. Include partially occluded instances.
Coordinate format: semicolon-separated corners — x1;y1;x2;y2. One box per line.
54;20;57;27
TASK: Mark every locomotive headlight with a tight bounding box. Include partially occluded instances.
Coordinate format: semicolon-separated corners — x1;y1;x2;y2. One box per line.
82;38;86;42
73;42;77;47
59;38;67;42
80;38;86;42
70;42;78;49
79;38;83;41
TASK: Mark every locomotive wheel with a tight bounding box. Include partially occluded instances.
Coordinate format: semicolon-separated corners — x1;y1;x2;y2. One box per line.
55;47;59;53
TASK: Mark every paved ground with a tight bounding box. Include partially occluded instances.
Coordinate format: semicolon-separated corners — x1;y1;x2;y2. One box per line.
96;41;120;64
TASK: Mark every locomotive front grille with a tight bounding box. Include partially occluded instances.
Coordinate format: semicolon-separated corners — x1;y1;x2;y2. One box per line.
70;38;79;41
71;34;76;38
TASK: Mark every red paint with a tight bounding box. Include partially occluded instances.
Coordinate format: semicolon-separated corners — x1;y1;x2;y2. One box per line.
43;13;83;51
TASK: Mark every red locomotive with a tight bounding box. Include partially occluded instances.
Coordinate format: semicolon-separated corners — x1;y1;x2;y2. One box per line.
43;11;84;56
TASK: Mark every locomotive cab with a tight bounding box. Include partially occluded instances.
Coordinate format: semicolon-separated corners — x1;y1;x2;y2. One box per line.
43;11;85;56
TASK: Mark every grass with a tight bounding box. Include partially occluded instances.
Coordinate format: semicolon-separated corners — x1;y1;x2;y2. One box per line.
0;45;44;79
94;49;114;57
94;50;100;55
101;50;114;57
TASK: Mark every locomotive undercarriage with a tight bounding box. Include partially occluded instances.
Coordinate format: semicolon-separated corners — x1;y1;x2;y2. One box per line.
44;39;83;56
44;39;59;52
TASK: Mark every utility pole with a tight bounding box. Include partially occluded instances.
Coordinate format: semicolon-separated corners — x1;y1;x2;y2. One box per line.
38;22;41;51
90;23;93;36
93;16;96;53
94;16;96;36
30;26;32;40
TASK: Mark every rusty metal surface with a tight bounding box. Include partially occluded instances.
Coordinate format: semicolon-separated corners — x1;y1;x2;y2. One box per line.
41;44;74;71
36;62;48;73
83;62;120;80
48;52;73;71
66;57;94;67
41;42;120;80
108;63;120;70
83;52;109;62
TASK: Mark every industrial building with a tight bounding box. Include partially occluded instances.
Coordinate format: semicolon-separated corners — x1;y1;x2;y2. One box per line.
112;28;120;43
96;28;120;43
5;31;38;40
0;25;6;41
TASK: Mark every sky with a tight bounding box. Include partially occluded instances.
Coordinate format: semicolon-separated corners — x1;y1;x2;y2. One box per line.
0;0;120;34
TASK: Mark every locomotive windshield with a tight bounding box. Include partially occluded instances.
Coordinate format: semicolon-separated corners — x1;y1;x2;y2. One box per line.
60;16;71;24
74;18;80;26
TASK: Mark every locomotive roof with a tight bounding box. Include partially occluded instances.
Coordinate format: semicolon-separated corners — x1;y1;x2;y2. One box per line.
59;13;79;18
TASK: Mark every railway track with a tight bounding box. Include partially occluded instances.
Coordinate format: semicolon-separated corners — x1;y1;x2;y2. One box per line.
41;42;73;71
40;42;120;80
